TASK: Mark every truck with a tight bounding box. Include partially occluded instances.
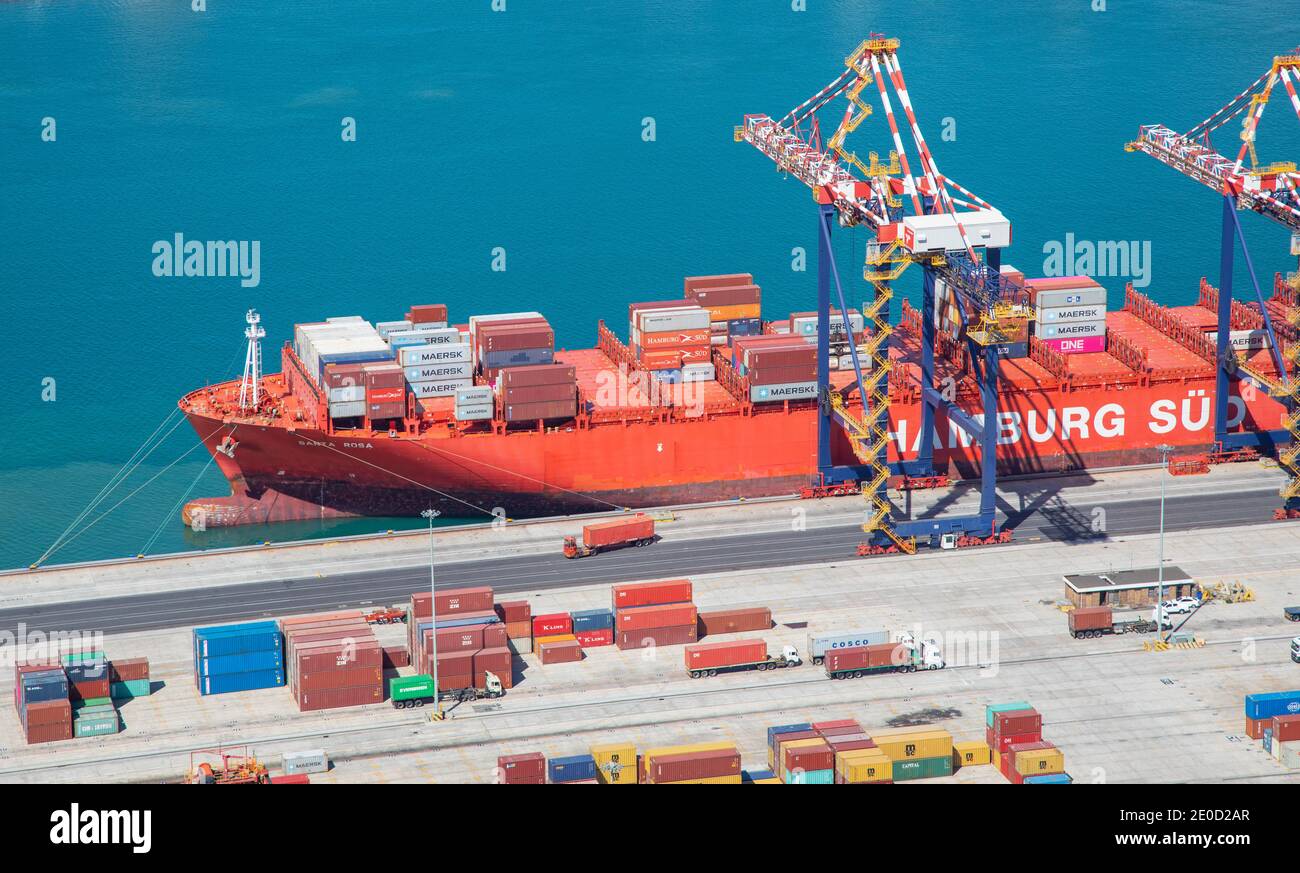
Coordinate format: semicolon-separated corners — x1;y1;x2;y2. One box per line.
823;637;945;679
684;639;802;678
806;629;890;665
389;672;505;708
1067;606;1170;639
562;514;655;559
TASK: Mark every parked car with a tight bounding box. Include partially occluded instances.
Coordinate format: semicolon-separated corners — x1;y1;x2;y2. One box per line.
1161;596;1199;615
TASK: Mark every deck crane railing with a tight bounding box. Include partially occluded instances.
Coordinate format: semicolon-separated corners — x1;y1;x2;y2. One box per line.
1127;51;1300;516
737;35;1026;552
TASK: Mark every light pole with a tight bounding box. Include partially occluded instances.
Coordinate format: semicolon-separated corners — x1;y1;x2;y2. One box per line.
1155;444;1173;640
422;507;441;718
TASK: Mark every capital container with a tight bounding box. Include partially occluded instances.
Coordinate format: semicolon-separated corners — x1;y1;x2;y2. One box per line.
892;755;954;782
611;578;692;608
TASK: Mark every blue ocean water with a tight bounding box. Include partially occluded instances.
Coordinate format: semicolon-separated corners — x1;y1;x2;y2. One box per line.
1;0;1296;570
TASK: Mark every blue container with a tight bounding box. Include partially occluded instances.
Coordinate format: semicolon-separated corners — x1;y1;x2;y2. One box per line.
435;613;498;629
1244;691;1300;721
198;669;285;696
482;347;554;369
654;369;683;384
1023;773;1073;784
20;671;69;705
767;723;812;751
571;609;614;632
193;622;283;658
727;317;762;336
196;648;285;677
548;754;597;783
1263;729;1273;754
742;769;776;783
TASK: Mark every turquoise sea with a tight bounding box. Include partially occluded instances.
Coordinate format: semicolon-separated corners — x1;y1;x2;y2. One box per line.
1;0;1296;569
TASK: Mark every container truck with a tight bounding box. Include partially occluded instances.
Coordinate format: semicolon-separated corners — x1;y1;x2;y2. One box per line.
1067;606;1169;639
823;638;944;679
562;514;655;558
684;639;802;678
388;672;504;708
806;629;890;665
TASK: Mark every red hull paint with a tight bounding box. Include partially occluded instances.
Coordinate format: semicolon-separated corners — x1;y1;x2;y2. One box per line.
180;373;1283;526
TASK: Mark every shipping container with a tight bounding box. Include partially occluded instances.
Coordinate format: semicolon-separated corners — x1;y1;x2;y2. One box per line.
837;748;893;784
647;746;742;784
871;728;953;762
892;755;954;782
992;709;1042;738
582;515;656;549
783;738;833;774
574;628;614;647
954;740;992;768
806;629;890;664
615;624;698;650
498;752;546;785
503;398;577;422
697;607;772;637
750;381;819;403
1244;690;1300;721
590;743;637;785
986;701;1033;728
570;608;615;632
548;754;598;783
684;638;768;670
617;603;698;632
282;749;329;775
539;640;583;664
611;578;692;608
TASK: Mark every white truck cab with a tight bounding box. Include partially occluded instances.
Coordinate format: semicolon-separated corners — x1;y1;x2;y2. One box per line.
782;645;803;667
919;639;945;670
1291;637;1300;664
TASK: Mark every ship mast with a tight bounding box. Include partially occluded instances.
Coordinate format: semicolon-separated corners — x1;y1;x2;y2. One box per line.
238;309;265;413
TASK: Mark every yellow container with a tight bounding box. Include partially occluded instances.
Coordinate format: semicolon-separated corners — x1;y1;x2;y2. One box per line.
752;777;783;784
704;303;762;322
869;728;953;762
642;741;736;767
661;774;743;785
837;749;892;783
953;740;991;768
590;742;637;785
1014;747;1065;777
535;634;578;646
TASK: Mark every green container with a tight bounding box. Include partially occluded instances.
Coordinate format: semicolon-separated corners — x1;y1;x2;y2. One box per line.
110;679;151;700
72;696;113;710
61;651;106;666
891;755;953;782
781;767;834;784
390;674;436;702
72;704;119;738
986;701;1032;728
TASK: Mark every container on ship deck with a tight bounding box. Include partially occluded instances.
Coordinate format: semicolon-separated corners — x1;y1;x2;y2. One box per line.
499;752;546;784
404;362;472;382
501;382;577;404
616;624;697;650
749;364;818;386
639;350;682;371
1028;285;1107;309
376;320;413;338
503;398;576;421
409;380;472;399
323;362;365;387
368;401;406;419
366;386;405;406
455;385;494;406
697;607;772;636
638;328;711;349
478;324;556;353
398;342;470;366
697;297;763;321
617;603;697;632
454;404;493;421
407;304;449;324
684;273;755;294
1036;303;1107;323
1039;319;1106;340
745;345;816;369
612;578;691;608
497;363;576;388
750;381;818;403
482;348;555;369
681;363;716;382
329;400;366;419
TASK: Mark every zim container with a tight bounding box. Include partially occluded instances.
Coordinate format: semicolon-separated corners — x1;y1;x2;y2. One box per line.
611;578;692;608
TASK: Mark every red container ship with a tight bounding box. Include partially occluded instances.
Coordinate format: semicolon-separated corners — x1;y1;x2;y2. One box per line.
179;273;1297;529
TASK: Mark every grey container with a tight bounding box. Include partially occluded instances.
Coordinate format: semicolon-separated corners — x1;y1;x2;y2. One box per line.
1035;304;1106;324
329;400;367;418
282;749;330;775
454;404;494;421
1032;287;1107;308
1038;319;1106;340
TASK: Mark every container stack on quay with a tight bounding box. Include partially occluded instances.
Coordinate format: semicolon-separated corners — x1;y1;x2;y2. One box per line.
13;651;144;745
570;607;616;648
1245;690;1300;769
193;621;285;696
14;662;72;744
611;578;698;650
408;586;516;691
1027;276;1109;356
986;702;1071;784
282;611;383;712
534;611;583;665
642;742;743;785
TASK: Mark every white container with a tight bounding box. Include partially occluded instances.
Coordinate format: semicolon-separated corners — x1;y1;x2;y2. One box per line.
455;385;493;405
1038;320;1106;340
329;400;366;418
403;362;471;382
328;385;365;403
454;404;494;421
325;315;366;324
375;320;413;338
410;321;450;332
1032;286;1107;308
681;363;716;382
282;749;330;775
410;379;473;398
791;311;864;337
1206;330;1271;351
398;343;471;366
750;381;818;403
404;326;460;344
1035;304;1107;324
636;307;711;333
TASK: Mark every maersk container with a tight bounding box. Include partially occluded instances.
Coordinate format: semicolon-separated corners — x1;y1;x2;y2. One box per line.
548;754;598;783
375;320;413;338
1039;320;1106;340
198;669;285;696
1244;691;1300;721
455;385;493;405
399;343;471;365
1035;304;1107;324
571;608;615;632
282;749;330;775
806;629;889;663
196;649;285;677
410;380;473;398
892;755;953;782
454;404;493;421
751;381;818;403
404;363;472;382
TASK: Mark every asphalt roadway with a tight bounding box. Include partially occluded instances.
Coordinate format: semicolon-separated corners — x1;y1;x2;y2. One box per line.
0;480;1286;638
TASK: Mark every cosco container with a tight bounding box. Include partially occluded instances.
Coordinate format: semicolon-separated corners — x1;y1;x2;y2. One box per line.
1244;690;1300;721
807;629;889;663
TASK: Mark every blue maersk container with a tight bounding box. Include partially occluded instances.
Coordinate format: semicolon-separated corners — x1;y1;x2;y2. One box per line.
571;609;614;632
193;621;285;695
1244;690;1300;721
548;754;598;784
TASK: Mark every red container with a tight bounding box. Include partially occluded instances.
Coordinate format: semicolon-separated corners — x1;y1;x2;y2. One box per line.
1273;714;1300;743
784;740;834;773
269;774;311;785
684;639;767;670
615;624;698;650
503;399;577;422
362;363;404;389
829;739;878;754
499;364;576;388
684;273;754;294
574;628;614;647
323;363;365;388
495;600;532;623
292;641;382;674
434;586;494;616
747;347;816;369
381;646;410;669
498;752;546;785
640;350;682;370
437;672;474;692
581;515;655;549
25;721;73;744
472;647;513;681
639;328;712;349
824;643;901;673
533;613;572;636
812;718;860;731
749;363;818;386
1244;716;1269;739
434;625;486;653
617;603;698;632
993;709;1042;738
504;620;532;640
435;650;475;675
502;383;577;404
1068;606;1112;633
816;725;865;739
408;303;449;323
69;678;111;702
539;640;583;664
483;623;509;649
647;747;742;784
611;578;692;608
296;666;383;694
988;727;1045;755
410;592;434;619
697;607;772;636
23;699;72;728
295;684;383;712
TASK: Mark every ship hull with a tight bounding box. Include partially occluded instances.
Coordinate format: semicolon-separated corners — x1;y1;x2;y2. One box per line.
181;377;1282;527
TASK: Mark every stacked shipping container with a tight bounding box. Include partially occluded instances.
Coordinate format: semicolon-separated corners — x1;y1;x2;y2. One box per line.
281;611;383;711
684;273;762;362
1027;276;1108;355
14;662;72;744
642;742;742;784
193;621;285;695
984;702;1069;783
611;578;697;650
1245;690;1300;768
407;587;516;692
471;312;555;379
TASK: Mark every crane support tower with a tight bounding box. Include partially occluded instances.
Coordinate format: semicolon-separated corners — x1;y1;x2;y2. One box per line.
1127;50;1300;517
736;35;1027;552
